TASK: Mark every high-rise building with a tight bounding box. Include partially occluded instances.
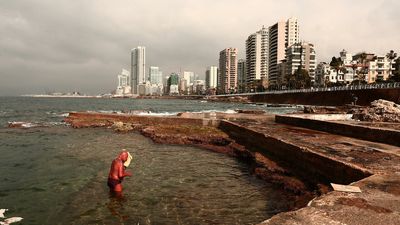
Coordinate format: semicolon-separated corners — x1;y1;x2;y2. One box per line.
246;32;261;82
237;59;247;93
285;42;316;83
168;73;179;86
245;26;269;85
205;66;218;89
149;66;163;85
183;71;194;86
131;46;146;94
115;69;131;95
179;78;187;94
269;17;299;87
286;17;299;48
219;48;238;93
168;73;180;95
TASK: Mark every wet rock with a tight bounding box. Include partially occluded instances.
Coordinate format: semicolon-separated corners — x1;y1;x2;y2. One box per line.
207;96;250;103
8;121;45;128
352;99;400;122
111;122;134;132
303;105;350;114
235;109;265;114
303;106;316;113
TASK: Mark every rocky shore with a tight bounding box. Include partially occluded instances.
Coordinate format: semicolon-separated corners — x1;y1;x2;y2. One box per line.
8;98;400;224
63;111;317;209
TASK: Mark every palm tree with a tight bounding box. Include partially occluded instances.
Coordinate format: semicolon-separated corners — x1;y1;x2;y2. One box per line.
386;50;398;78
358;52;368;83
351;63;358;84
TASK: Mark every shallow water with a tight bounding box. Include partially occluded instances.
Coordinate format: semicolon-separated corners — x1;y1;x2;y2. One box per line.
1;127;293;225
0;97;300;224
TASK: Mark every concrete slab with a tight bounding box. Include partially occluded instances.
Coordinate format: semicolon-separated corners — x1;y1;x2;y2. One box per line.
218;117;400;225
275;114;400;147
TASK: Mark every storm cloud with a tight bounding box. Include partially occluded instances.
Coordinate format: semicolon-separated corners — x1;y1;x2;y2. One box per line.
0;0;399;95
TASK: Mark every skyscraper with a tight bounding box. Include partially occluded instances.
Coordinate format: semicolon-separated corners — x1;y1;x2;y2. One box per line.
237;59;247;93
168;73;179;95
219;48;238;94
269;17;299;87
115;69;131;95
205;66;218;89
183;71;194;86
131;46;146;94
245;26;269;84
149;66;163;85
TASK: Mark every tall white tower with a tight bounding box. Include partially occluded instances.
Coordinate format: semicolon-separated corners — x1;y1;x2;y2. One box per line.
205;66;218;89
219;48;238;93
131;46;146;94
268;17;299;86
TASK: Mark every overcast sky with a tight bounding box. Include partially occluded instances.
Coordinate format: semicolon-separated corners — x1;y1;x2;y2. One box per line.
0;0;399;95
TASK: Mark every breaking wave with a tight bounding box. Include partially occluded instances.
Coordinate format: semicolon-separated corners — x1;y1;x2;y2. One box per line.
190;109;237;114
8;121;68;128
46;112;70;117
137;111;179;116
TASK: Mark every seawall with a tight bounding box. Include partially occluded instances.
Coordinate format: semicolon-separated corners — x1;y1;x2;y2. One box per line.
229;88;400;106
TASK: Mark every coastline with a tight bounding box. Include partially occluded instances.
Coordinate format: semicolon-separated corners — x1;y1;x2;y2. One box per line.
60;108;400;225
63;111;319;210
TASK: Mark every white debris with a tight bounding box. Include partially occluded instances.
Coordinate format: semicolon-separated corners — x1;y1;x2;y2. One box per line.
0;217;23;225
0;209;7;218
331;183;361;193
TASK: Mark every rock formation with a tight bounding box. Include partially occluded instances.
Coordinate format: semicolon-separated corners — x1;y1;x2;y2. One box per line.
352;99;400;122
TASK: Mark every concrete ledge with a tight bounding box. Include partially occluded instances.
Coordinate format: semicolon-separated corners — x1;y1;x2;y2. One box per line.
260;173;400;225
218;119;400;225
218;120;372;185
275;114;400;147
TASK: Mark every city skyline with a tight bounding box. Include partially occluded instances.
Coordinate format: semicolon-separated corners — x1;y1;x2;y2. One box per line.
0;0;399;95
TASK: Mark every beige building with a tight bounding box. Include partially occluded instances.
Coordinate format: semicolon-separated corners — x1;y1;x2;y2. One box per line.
245;26;269;85
269;17;299;87
367;56;395;83
285;42;317;83
219;48;238;93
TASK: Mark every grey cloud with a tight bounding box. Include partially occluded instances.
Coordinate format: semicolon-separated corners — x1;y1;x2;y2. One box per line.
0;0;399;95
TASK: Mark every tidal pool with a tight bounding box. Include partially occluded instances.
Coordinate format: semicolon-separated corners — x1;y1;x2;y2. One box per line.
0;127;294;225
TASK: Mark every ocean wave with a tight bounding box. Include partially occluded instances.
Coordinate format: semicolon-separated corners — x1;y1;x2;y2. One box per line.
46;112;70;117
59;113;70;117
98;110;123;114
8;121;42;128
190;109;237;114
86;110;124;115
137;111;178;116
8;121;68;128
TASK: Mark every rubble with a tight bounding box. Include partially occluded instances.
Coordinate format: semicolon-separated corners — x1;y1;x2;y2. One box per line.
352;99;400;122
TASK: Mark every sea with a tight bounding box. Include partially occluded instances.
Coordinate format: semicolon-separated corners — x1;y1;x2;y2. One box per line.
0;97;301;225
